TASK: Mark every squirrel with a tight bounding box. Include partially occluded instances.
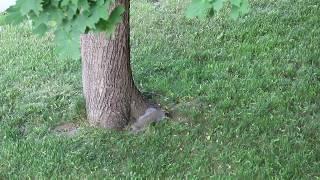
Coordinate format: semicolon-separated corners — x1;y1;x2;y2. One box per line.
129;97;202;133
130;107;166;133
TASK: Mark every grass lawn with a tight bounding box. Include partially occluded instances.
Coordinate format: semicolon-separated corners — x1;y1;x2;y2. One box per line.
0;0;319;178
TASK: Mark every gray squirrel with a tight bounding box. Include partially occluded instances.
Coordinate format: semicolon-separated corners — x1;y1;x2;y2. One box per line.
130;97;202;133
130;107;166;133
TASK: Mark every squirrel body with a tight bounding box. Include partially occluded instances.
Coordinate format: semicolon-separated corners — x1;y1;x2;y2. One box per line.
130;107;166;133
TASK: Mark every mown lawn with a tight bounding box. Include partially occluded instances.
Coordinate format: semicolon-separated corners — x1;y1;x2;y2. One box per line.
0;0;319;178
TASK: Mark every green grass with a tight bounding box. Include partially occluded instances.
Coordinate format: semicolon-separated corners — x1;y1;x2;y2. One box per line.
0;0;320;178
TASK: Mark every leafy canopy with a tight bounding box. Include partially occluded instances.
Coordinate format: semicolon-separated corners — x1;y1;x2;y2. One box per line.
3;0;249;59
4;0;125;59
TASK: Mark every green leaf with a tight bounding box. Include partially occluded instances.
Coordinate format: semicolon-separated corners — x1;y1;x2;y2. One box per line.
61;0;71;7
66;4;78;19
239;0;250;15
212;0;224;12
230;0;241;7
50;0;60;7
230;5;240;20
95;19;110;32
78;0;90;11
71;0;79;5
54;28;81;59
0;16;6;26
96;0;105;6
4;13;24;25
32;12;49;27
186;0;211;19
89;2;109;24
47;8;64;26
19;0;43;15
72;14;90;33
61;20;73;32
4;5;25;25
95;6;125;34
108;6;125;25
60;0;78;10
33;23;48;36
84;13;97;29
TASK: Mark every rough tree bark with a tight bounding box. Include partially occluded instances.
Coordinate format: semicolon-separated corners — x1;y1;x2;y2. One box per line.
80;0;149;129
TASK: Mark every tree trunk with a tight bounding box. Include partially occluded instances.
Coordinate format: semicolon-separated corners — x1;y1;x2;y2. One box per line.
80;0;148;129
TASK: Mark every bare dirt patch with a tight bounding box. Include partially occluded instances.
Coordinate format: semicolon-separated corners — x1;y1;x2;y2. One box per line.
53;122;79;137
